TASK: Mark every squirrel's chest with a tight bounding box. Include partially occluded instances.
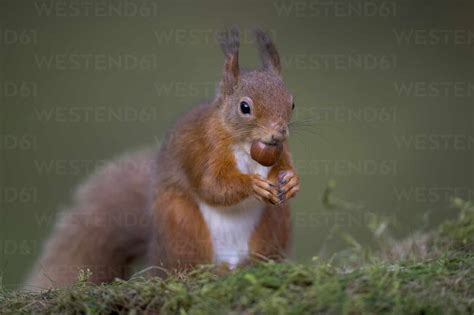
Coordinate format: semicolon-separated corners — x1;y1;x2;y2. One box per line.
198;144;270;268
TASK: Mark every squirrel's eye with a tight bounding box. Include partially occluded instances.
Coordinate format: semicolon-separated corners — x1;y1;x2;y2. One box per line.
240;101;251;115
292;102;295;110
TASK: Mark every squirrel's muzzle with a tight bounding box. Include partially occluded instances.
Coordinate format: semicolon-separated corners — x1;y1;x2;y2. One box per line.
262;123;289;145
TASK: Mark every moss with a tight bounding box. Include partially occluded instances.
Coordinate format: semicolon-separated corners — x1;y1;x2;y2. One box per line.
1;200;473;314
437;198;474;252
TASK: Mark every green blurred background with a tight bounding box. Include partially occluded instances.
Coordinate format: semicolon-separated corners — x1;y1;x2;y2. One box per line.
1;0;472;286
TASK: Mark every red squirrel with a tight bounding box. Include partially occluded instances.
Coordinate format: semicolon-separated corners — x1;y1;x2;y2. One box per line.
26;28;300;290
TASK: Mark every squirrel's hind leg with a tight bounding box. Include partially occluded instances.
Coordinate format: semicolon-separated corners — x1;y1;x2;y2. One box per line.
148;190;213;272
249;203;292;262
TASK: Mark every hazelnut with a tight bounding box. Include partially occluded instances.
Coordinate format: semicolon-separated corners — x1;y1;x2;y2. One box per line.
250;140;282;167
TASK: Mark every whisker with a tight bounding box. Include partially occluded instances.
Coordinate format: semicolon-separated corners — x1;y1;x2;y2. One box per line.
289;119;334;127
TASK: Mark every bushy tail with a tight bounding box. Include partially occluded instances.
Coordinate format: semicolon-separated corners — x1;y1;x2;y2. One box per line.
25;149;156;291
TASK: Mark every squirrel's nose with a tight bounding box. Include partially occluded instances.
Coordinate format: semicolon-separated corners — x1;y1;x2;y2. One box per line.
270;127;288;143
270;134;282;144
279;126;288;136
265;122;288;144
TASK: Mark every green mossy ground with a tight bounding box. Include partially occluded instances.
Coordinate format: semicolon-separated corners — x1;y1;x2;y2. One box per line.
1;198;473;314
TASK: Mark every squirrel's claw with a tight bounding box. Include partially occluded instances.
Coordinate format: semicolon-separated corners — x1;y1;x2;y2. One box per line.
251;175;280;205
278;170;300;202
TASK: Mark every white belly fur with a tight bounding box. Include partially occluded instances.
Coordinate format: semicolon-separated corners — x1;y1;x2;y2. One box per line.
198;143;270;268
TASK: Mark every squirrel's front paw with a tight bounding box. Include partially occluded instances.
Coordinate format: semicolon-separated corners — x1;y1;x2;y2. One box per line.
277;170;300;202
251;174;280;205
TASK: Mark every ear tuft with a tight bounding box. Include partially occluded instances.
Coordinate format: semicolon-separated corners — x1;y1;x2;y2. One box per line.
216;28;240;96
217;27;240;57
255;28;281;75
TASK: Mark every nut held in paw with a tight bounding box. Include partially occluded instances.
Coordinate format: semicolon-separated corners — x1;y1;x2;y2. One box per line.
250;140;282;167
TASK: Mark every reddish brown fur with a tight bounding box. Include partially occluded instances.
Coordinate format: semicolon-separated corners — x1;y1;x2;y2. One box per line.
249;146;294;261
26;28;300;290
26;150;155;289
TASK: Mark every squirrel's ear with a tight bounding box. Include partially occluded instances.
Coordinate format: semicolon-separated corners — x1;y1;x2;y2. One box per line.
255;29;281;75
217;28;240;96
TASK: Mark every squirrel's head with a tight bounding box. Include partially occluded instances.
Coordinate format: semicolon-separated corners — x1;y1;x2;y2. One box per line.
216;28;294;146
